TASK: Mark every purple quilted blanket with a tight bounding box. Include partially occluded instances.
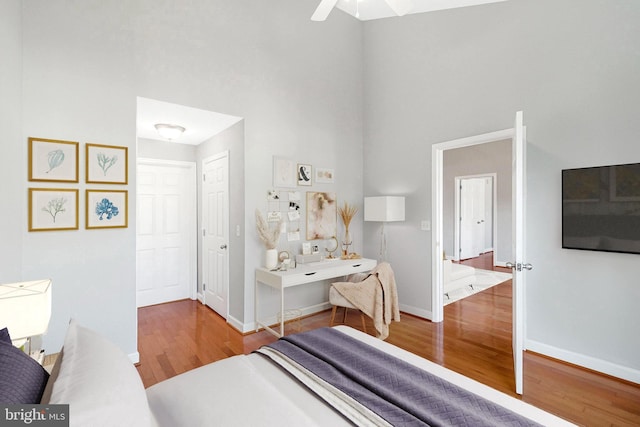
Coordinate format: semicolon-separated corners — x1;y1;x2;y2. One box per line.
260;328;543;427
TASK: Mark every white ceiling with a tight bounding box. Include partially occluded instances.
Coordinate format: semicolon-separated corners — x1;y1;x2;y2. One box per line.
333;0;508;21
137;97;242;146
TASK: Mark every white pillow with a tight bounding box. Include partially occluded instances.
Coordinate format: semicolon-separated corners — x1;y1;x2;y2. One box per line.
49;320;152;427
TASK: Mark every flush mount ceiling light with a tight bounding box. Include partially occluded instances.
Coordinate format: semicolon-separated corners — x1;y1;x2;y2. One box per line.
154;123;186;140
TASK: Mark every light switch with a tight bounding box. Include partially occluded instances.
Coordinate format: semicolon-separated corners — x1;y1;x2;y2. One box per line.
421;220;431;231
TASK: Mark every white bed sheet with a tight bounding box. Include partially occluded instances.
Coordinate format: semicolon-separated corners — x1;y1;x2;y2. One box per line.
147;326;576;426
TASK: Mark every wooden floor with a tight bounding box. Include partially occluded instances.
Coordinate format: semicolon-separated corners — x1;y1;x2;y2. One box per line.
137;253;640;426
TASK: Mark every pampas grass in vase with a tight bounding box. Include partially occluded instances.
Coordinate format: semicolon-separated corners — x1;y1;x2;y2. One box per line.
338;202;358;258
255;209;281;269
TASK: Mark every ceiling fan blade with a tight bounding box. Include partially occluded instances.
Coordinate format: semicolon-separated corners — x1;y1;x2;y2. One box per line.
311;0;339;21
384;0;413;16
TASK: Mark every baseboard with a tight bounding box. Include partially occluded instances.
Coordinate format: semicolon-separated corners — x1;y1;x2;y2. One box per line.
526;339;640;385
227;314;250;333
128;351;140;364
196;292;204;303
399;303;433;321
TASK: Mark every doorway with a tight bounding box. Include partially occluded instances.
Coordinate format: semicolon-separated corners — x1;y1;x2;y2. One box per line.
454;174;496;262
136;159;197;307
431;111;527;394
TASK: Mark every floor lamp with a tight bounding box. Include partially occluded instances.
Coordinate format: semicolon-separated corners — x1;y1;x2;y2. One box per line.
364;196;405;262
0;279;52;360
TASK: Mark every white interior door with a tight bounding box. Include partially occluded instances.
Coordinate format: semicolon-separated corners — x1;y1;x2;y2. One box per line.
459;177;486;259
202;152;229;318
136;160;196;308
511;110;527;394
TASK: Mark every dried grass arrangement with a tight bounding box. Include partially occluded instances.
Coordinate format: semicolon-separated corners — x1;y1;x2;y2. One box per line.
338;202;358;230
255;209;281;249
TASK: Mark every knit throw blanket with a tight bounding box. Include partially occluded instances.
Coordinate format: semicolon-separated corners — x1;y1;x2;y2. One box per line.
332;262;400;339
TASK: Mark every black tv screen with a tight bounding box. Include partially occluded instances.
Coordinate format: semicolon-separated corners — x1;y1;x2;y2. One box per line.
562;163;640;254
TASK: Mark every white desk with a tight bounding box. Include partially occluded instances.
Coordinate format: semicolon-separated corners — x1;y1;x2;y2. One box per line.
255;258;377;337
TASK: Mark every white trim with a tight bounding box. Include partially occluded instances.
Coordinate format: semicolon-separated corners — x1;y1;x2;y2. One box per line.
527;339;640;385
399;303;432;321
128;351;140;364
432;128;513;323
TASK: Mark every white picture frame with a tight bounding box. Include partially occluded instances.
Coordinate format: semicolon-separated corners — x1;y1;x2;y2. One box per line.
297;163;312;186
273;156;296;188
315;167;335;184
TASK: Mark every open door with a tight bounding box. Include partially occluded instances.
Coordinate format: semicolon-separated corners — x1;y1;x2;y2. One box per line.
510;110;528;395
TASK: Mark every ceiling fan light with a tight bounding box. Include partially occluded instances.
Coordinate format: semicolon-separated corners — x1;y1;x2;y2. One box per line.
154;123;186;140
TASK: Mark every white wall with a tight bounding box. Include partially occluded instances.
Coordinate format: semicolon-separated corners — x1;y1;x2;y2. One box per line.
443;139;512;264
0;0;23;283
12;0;363;354
363;0;640;379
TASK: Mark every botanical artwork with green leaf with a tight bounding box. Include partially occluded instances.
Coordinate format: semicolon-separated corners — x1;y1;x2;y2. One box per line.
29;138;79;183
29;188;78;231
86;143;128;184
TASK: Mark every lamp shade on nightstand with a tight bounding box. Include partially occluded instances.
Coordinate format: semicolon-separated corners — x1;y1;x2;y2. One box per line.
0;279;52;347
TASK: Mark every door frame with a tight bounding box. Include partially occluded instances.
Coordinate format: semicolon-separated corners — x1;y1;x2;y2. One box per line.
136;158;198;304
432;128;514;323
454;173;497;262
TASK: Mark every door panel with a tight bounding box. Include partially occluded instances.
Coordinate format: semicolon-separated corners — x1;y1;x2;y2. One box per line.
136;161;196;308
512;110;526;394
202;152;229;318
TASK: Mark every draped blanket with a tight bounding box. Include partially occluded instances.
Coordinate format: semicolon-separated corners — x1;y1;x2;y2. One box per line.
258;328;543;427
332;262;401;339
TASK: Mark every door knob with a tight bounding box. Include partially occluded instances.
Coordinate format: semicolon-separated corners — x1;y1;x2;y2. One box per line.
506;262;533;271
220;244;227;250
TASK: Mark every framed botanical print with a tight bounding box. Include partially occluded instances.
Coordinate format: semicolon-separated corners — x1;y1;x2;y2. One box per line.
28;188;79;231
28;137;79;183
86;143;128;184
86;189;128;229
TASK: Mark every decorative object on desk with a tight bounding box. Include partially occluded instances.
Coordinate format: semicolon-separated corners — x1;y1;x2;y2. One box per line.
306;192;337;240
325;236;339;259
297;163;312;186
0;279;52;355
364;196;405;261
256;209;282;269
338;201;358;259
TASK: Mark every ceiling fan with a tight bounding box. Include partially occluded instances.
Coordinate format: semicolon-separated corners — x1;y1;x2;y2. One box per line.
311;0;413;21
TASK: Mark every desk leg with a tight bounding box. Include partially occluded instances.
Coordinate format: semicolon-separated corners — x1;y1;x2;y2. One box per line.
280;285;285;337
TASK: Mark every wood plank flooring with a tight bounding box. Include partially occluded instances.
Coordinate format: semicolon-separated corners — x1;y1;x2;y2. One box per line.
136;253;640;426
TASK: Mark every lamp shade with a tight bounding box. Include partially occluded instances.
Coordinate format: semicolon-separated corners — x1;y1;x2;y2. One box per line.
364;196;405;222
0;279;52;345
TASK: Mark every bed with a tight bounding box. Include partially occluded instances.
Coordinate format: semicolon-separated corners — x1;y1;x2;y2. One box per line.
4;320;576;426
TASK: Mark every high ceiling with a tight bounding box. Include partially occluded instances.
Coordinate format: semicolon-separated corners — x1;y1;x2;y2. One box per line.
331;0;507;21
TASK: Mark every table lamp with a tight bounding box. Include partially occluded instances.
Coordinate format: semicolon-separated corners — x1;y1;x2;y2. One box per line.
0;279;52;354
364;196;405;261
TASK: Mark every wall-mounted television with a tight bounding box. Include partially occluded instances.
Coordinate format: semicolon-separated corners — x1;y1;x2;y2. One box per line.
562;163;640;254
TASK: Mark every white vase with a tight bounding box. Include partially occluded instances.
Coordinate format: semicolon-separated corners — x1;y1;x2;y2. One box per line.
265;248;278;269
